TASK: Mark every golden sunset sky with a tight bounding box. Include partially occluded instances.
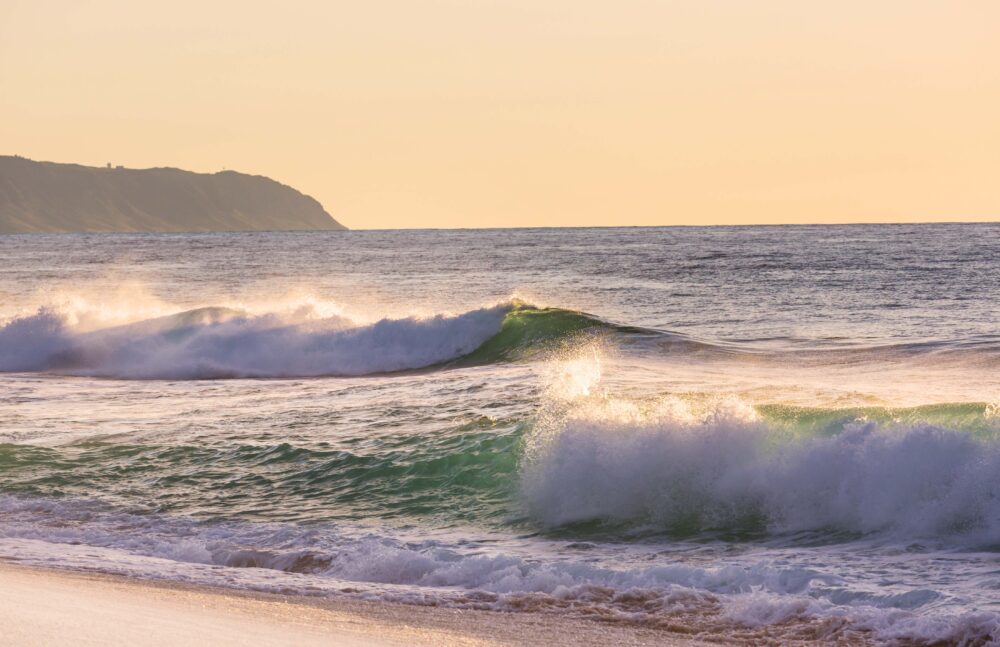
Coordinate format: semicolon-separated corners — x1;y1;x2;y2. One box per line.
2;1;998;229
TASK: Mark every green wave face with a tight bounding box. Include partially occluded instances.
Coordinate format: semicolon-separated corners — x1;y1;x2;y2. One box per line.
757;402;1000;440
453;304;613;367
0;420;527;526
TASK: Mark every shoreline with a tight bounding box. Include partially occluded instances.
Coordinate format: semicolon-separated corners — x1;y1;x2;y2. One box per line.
0;561;707;646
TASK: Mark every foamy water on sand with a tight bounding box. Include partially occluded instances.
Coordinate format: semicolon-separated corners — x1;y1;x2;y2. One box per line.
2;225;999;644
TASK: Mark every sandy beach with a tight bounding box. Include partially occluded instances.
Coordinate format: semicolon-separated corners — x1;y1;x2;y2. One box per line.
0;562;707;647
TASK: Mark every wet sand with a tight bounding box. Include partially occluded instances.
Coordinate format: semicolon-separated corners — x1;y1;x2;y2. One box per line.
0;562;706;646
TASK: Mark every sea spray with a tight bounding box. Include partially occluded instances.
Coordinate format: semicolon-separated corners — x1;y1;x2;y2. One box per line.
0;303;512;377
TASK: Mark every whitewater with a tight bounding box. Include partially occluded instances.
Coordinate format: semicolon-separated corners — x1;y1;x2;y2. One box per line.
2;225;1000;645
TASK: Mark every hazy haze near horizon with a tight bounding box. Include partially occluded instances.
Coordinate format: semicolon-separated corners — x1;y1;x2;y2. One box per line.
1;1;998;229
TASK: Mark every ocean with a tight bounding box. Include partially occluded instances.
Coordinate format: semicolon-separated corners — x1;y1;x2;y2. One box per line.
1;224;999;644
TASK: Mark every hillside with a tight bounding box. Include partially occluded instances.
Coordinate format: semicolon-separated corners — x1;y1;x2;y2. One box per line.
0;156;344;233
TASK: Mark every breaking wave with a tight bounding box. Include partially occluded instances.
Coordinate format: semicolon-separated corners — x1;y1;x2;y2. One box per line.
0;301;616;379
522;395;1000;545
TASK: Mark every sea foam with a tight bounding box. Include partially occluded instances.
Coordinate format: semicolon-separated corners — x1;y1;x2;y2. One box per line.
1;495;995;645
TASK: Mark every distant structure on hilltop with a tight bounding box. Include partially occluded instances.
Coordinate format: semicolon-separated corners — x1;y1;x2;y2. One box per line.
0;156;346;234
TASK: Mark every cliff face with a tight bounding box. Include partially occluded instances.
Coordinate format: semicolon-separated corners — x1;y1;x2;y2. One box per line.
0;156;345;233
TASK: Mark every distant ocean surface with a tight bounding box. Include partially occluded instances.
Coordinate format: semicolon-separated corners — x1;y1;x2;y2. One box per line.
2;225;1000;644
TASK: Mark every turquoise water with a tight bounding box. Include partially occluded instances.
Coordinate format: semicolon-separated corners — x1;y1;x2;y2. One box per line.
2;225;1000;643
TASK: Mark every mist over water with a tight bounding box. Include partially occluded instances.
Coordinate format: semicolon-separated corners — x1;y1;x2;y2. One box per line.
2;225;1000;644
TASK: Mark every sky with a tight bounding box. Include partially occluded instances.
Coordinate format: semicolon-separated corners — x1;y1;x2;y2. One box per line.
1;1;998;230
